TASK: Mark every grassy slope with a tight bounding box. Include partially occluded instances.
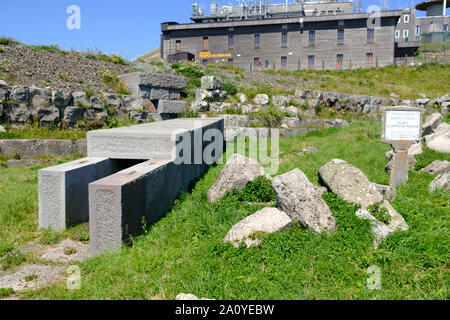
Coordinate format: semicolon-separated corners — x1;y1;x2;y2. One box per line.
210;63;450;100
1;122;444;300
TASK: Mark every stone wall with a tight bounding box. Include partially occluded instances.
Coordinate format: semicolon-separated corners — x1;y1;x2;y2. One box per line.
0;75;187;127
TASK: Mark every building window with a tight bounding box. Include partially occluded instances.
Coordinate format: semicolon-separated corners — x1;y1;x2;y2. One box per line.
444;24;449;32
202;59;209;66
281;32;288;47
202;37;208;51
415;26;420;36
281;56;287;69
309;31;315;46
228;35;234;50
254;57;262;69
254;34;261;48
367;28;374;42
308;55;315;69
404;15;409;23
403;29;409;38
228;58;234;65
395;30;400;38
175;40;181;52
366;53;373;67
337;29;344;44
336;54;343;69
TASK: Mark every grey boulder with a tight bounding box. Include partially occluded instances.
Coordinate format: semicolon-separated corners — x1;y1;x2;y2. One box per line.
429;167;450;191
422;160;450;176
253;94;269;106
272;168;336;233
208;154;265;202
224;207;293;248
318;159;384;207
422;113;443;137
201;76;222;90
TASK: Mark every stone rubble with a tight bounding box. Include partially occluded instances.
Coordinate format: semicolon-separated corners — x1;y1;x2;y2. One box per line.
224;207;293;248
272;168;337;233
208;154;265;202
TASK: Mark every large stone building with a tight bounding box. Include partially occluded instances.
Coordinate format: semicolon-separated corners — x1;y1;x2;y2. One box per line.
162;9;401;70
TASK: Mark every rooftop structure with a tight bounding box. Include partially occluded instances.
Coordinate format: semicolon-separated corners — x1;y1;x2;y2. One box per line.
416;0;449;16
190;0;353;22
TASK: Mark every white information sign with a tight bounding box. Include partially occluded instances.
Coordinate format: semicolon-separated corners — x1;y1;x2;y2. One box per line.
384;110;422;141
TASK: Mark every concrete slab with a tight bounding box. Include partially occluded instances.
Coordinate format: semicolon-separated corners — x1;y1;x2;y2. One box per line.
0;265;65;292
38;157;121;231
156;100;187;114
87;118;224;160
89;158;211;256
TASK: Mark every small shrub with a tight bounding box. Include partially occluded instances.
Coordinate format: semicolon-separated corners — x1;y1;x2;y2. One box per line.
1;252;27;270
0;37;19;46
24;274;38;282
171;62;204;79
57;72;70;81
32;44;67;55
222;82;238;96
0;243;13;257
99;68;131;95
0;47;4;53
368;202;391;225
179;108;199;118
40;229;65;245
255;105;284;128
238;176;276;203
0;288;14;298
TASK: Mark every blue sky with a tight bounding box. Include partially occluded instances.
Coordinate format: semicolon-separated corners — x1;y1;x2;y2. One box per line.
0;0;448;60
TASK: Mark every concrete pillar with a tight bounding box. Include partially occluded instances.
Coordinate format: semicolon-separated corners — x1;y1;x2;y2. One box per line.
89;159;210;256
38;157;120;231
390;149;409;188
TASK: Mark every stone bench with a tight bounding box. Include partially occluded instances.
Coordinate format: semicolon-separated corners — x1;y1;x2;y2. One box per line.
38;118;224;256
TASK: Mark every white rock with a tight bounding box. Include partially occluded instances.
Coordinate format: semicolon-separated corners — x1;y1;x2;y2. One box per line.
253;94;269;106
318;159;384;207
0;265;65;292
422;160;450;176
385;143;423;161
272;168;336;233
224;208;293;248
208;154;265;202
429;168;450;191
236;93;248;104
422;113;444;137
286;106;299;117
356;201;408;248
0;125;6;133
39;240;89;264
427;127;450;153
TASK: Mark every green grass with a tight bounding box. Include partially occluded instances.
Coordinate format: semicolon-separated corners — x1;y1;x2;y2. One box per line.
260;63;450;100
31;45;67;55
98;68;131;95
0;125;87;140
0;122;442;300
0;122;447;299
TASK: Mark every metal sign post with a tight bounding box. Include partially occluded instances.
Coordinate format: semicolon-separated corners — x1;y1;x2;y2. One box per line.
382;106;423;188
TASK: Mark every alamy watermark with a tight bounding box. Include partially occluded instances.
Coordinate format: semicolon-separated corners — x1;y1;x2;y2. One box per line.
171;122;280;175
66;5;81;30
367;265;382;290
67;265;81;290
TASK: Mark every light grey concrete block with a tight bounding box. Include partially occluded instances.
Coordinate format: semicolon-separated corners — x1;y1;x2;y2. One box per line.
38;157;120;231
89;158;210;256
156;100;187;114
87;118;224;160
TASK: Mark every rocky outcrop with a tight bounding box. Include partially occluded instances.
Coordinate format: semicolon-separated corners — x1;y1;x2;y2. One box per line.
422;113;444;136
318;159;408;247
272;168;336;233
201;76;221;90
426;123;450;154
253;94;269;106
318;159;384;207
422;160;450;176
208;154;265;202
224;207;293;248
0;78;186;127
429;167;450;191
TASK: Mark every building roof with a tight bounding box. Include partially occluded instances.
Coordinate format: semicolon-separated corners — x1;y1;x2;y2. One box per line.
416;0;450;11
162;10;403;31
